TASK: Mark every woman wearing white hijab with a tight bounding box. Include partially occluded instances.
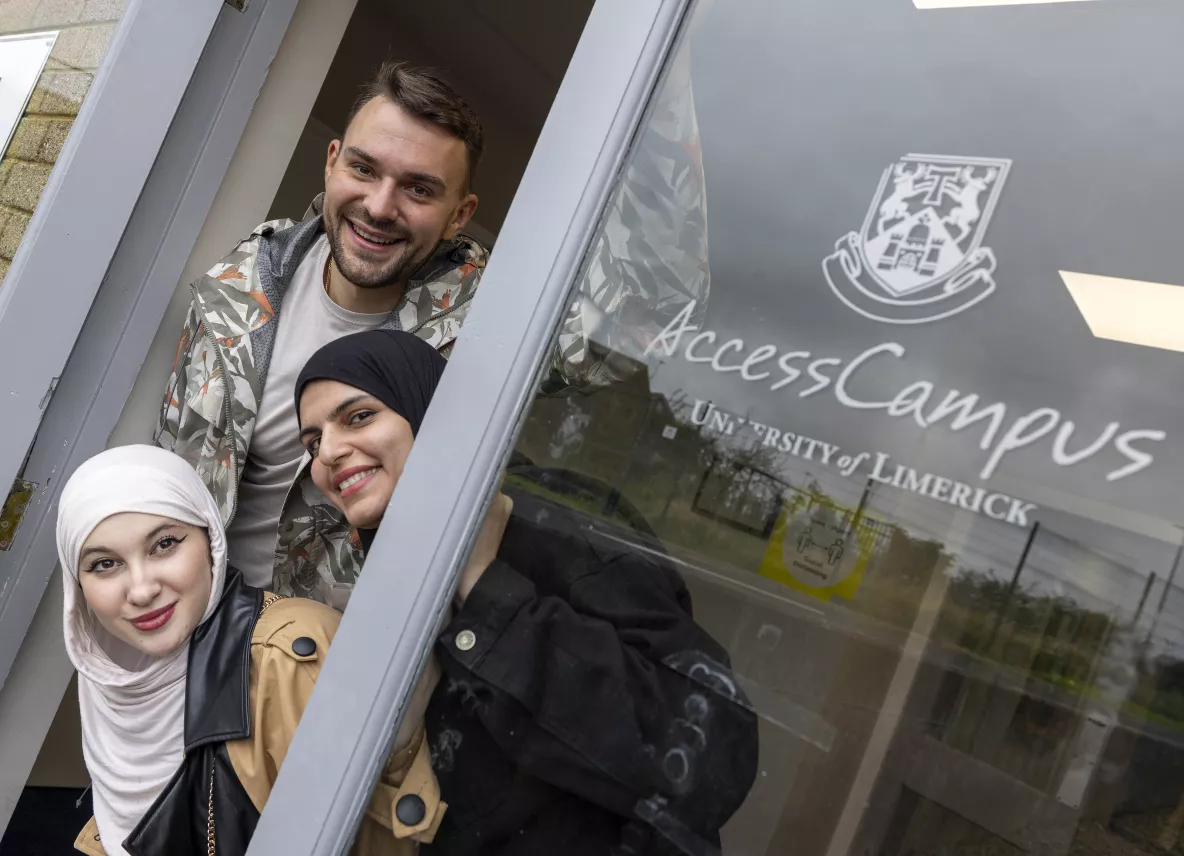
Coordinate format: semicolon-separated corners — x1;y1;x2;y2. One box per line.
58;445;443;856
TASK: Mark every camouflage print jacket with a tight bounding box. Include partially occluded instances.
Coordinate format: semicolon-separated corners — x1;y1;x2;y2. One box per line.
157;56;712;606
155;197;486;608
543;45;710;394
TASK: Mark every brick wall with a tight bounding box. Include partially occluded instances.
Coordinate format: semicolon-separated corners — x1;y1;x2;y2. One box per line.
0;0;126;283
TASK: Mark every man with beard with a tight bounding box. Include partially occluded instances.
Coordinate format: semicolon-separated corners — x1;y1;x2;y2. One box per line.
156;63;487;598
157;52;712;603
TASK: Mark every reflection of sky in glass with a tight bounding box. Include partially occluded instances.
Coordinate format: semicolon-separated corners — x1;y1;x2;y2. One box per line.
1025;531;1139;614
602;0;1184;679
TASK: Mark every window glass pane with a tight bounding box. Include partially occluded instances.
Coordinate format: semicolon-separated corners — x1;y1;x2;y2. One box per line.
0;1;129;288
433;0;1184;854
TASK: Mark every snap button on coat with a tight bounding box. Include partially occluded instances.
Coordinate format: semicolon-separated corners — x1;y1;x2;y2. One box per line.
395;794;426;826
291;636;317;657
455;630;476;651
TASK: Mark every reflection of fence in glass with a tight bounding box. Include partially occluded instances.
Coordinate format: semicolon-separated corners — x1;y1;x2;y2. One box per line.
929;524;1184;733
691;454;787;537
1148;581;1184;660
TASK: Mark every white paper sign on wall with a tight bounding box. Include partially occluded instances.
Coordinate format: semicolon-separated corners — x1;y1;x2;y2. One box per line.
0;32;57;160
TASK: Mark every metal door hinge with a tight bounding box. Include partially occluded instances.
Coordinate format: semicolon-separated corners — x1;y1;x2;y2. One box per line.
0;479;36;551
225;0;248;11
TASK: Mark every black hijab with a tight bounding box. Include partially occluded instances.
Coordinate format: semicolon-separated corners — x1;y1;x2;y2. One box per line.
295;329;448;553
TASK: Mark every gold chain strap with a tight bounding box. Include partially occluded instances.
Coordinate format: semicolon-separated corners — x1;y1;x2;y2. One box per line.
206;759;217;856
202;594;287;856
201;592;287;855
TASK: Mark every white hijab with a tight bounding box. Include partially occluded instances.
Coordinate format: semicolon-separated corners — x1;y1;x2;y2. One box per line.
57;445;227;856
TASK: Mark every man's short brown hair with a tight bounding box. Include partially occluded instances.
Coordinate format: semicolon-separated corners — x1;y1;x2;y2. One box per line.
346;61;484;193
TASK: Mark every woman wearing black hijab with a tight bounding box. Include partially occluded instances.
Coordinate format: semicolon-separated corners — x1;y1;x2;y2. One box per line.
296;330;758;856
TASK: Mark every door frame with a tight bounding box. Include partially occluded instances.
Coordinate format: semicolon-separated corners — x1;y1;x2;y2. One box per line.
245;0;695;851
0;0;304;693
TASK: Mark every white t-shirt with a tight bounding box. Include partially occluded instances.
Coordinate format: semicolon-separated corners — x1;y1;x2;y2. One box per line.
226;236;388;586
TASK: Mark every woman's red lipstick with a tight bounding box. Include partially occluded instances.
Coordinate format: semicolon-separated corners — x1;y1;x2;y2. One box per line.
129;603;176;632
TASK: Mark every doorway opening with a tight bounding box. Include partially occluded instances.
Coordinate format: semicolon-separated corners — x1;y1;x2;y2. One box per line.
0;0;592;850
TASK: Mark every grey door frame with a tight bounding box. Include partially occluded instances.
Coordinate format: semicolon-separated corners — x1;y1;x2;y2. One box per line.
0;0;303;692
246;0;694;851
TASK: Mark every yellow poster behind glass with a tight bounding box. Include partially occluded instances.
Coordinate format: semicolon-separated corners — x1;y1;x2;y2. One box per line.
759;488;878;602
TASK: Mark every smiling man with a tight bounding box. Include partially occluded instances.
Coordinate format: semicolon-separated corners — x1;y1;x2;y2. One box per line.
157;48;714;604
155;63;487;598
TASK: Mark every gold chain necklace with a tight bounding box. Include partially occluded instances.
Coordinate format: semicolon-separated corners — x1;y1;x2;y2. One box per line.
322;255;333;297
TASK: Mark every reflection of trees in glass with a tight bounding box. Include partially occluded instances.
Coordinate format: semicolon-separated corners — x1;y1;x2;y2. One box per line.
925;560;1184;847
514;371;948;626
692;453;787;537
514;360;1184;740
516;363;1184;856
927;561;1184;734
513;375;790;572
1135;655;1184;732
933;567;1114;692
855;525;948;628
901;566;1184;856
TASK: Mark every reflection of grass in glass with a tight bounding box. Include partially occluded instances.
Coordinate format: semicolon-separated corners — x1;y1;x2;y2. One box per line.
658;498;768;563
1140;699;1184;732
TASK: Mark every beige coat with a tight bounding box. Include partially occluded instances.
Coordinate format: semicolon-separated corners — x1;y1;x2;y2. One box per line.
75;596;444;855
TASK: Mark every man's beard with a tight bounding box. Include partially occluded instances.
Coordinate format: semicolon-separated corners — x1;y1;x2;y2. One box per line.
325;205;444;290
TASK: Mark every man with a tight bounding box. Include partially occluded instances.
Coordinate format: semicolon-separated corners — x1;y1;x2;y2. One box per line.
159;49;713;607
156;62;486;605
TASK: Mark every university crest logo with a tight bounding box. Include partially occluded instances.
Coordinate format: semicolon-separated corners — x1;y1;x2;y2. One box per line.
823;154;1012;324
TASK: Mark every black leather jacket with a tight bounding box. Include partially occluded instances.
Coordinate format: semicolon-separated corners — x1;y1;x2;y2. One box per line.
121;572;264;856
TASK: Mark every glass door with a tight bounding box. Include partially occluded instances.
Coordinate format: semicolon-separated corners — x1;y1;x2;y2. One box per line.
245;0;1184;854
